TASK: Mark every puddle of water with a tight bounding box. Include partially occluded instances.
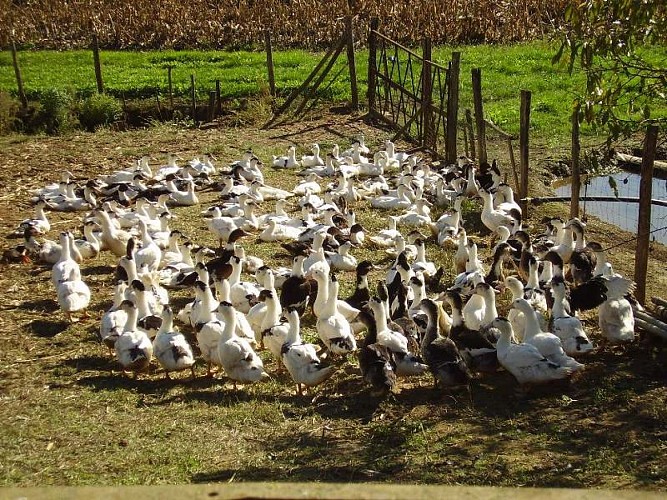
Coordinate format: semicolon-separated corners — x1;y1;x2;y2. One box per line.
554;171;667;245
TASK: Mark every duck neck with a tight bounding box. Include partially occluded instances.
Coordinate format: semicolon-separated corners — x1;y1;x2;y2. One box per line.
482;291;498;325
221;310;237;341
123;306;138;333
285;312;301;345
230;259;243;285
261;296;281;330
214;279;231;303
521;305;542;340
323;279;340;317
312;274;329;316
552;292;568;318
159;310;173;334
135;290;151;318
527;264;540;289
373;303;388;333
60;233;72;262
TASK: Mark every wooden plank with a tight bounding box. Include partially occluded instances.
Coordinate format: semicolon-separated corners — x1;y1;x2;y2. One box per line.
215;79;222;114
374;72;421;102
392;105;423;142
264;31;276;97
472;68;487;164
634;124;658;305
367;18;379;113
345;16;359;110
519;89;531;214
570;103;581;219
10;39;28;108
445;51;460;164
207;90;216;122
92;33;104;94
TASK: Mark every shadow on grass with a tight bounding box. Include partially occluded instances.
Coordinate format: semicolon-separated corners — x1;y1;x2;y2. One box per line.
20;298;59;314
82;264;115;276
26;319;69;337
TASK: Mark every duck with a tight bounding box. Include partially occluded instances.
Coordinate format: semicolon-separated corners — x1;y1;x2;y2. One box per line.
411;239;436;277
512;298;584;372
129;279;163;338
419;298;472;390
168;179;199;206
568;273;636;314
567;219;598;284
280;307;336;395
216;301;269;387
345;260;374;311
478;187;521;236
280;255;314;315
550;277;595;355
152;306;196;379
503;276;528;342
492;317;575;386
73;221;102;259
17;200;51;235
95;209;134;257
357;310;398;396
314;272;357;355
99;281;128;355
369;297;427;377
301;143;325;168
293;172;322;195
227;256;260;314
51;232;81;287
435;196;463;246
259;218;303;242
272;145;301;169
368;216;401;248
325;241;357;272
114;300;154;377
370;184;413;210
444;290;498;374
250;181;294;202
56;274;90;323
134;220;162;273
256;291;288;358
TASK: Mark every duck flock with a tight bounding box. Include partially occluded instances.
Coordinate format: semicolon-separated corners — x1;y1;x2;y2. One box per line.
13;135;639;397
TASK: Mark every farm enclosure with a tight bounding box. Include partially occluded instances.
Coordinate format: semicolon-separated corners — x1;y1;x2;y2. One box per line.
0;113;666;488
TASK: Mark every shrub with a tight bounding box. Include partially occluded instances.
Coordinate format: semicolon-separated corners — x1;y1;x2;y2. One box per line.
39;88;77;134
79;93;123;131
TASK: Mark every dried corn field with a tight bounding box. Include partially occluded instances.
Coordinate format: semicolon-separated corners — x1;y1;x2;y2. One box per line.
1;0;568;50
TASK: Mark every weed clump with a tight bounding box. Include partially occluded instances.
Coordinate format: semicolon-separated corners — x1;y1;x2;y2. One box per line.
38;88;77;134
79;93;122;131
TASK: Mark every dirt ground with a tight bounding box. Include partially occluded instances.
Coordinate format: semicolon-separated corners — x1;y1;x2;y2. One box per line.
0;111;665;489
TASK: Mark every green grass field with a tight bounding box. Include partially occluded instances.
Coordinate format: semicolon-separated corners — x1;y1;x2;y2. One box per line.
2;41;666;141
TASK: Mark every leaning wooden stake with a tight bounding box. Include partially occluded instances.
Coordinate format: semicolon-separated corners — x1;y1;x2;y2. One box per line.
465;109;476;160
421;38;433;149
634;124;658;305
519;89;531;214
167;66;174;110
92;34;104;94
472;68;487;164
570;102;581;218
264;36;345;127
345;16;359;110
190;74;197;123
367;18;379;115
10;38;28;108
264;31;276;97
446;52;461;165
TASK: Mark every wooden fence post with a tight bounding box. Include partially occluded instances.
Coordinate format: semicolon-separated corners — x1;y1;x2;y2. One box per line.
570;102;581;219
10;39;28;108
190;74;197;122
446;51;461;165
216;79;222;114
265;31;276;97
472;68;487;165
167;66;174;110
421;37;433;149
208;91;216;122
367;18;379;114
465;109;476;160
92;34;104;94
634;124;658;305
519;89;531;214
345;16;359;110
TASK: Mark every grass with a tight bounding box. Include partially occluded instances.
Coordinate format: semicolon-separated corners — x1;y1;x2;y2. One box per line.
0;113;666;488
2;41;666;141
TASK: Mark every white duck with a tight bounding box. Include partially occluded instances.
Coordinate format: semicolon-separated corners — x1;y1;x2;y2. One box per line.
325;241;357;272
216;301;269;387
272;145;300;169
513;298;584;372
492;317;574;386
115;300;154;376
301;143;325;168
550;277;595;355
56;274;90;323
314;273;357;355
152;306;196;379
51;232;81;287
95;209;134;257
281;307;336;395
134;220;162;273
99;281;128;355
18;200;51;235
